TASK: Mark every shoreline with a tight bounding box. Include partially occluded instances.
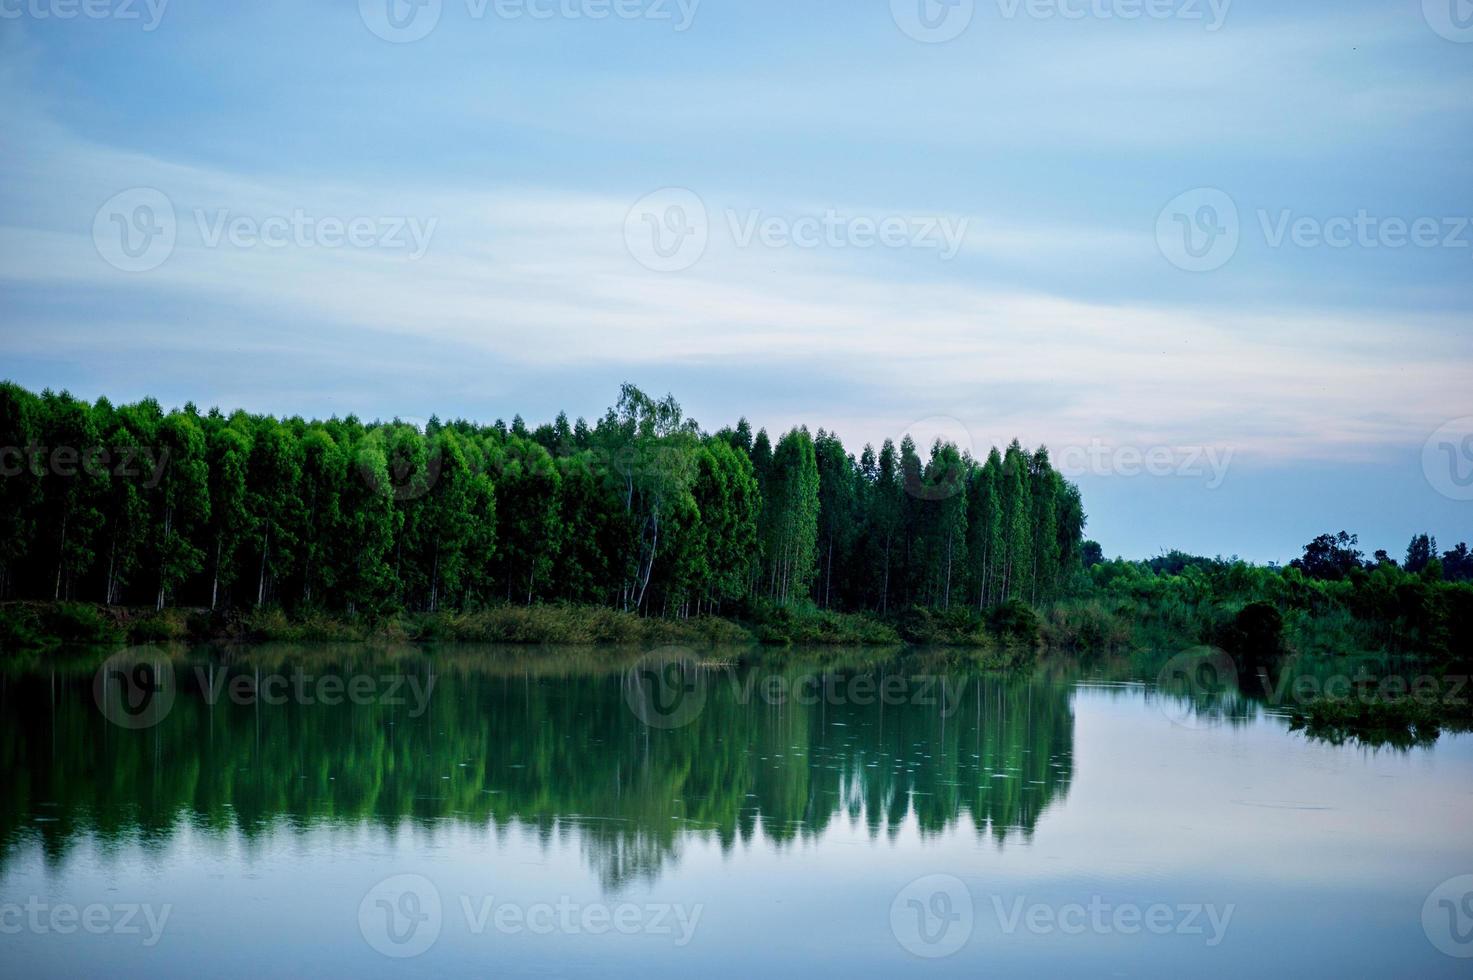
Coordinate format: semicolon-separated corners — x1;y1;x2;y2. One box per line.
0;599;1046;660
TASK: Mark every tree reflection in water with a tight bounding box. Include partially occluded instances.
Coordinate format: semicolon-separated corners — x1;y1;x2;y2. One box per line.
0;645;1075;890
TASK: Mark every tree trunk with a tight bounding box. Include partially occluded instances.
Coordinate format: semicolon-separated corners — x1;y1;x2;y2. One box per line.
825;537;833;609
881;536;891;616
53;507;68;601
156;505;172;611
257;527;270;606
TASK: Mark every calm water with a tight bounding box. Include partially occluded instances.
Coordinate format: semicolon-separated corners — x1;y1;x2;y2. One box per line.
1;645;1470;977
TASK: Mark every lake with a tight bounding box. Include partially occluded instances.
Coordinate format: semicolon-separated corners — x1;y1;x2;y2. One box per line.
2;645;1471;976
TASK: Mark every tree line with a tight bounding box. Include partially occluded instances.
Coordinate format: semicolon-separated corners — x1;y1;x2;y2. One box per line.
0;381;1086;618
1074;530;1473;665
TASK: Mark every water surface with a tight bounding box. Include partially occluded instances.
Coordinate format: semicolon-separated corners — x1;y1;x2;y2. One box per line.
1;645;1469;976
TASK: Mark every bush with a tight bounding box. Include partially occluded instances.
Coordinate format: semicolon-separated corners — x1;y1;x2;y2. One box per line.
42;603;122;645
896;606;989;646
989;600;1041;650
1040;599;1133;652
128;611;190;643
742;600;899;646
242;607;367;642
0;604;48;649
1218;601;1284;668
403;604;756;646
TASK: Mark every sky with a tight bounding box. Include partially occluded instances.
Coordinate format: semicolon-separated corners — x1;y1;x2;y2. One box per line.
0;0;1470;563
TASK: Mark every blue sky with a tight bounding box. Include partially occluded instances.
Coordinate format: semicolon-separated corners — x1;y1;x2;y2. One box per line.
1;0;1470;562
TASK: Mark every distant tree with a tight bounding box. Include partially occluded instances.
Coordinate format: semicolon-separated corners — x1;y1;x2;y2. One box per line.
1441;542;1473;583
1290;531;1364;581
1405;533;1438;574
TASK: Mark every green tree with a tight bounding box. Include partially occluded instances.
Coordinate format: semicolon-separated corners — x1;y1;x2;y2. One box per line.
148;410;210;610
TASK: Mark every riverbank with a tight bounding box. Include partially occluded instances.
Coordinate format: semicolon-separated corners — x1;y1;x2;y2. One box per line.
0;599;1043;661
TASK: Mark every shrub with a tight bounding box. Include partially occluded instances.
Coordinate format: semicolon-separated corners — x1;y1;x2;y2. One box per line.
988;600;1041;650
42;603;122;645
1219;601;1284;668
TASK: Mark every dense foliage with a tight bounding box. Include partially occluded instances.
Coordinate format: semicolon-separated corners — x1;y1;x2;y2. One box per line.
1060;532;1473;663
0;381;1085;622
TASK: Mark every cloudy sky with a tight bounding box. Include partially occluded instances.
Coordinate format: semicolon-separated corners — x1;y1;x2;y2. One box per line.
1;0;1470;562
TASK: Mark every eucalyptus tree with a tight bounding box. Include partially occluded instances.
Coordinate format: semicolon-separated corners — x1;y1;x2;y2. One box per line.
202;416;252;609
597;384;700;612
1029;447;1060;603
37;390;106;601
245;419;303;607
0;383;40;598
814;430;856;609
1000;440;1033;602
922;440;969;609
969;449;1004;609
764;428;820;605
